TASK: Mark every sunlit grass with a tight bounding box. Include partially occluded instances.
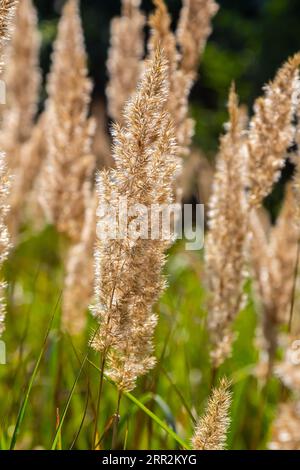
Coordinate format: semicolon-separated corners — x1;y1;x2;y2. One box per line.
0;227;280;450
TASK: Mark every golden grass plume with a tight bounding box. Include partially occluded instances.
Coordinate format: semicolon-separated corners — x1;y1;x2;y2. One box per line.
205;85;248;367
106;0;145;123
192;377;231;450
40;0;95;242
91;47;180;392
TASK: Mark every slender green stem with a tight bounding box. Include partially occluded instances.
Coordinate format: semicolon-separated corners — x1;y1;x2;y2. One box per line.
88;359;190;450
111;391;122;450
10;297;59;450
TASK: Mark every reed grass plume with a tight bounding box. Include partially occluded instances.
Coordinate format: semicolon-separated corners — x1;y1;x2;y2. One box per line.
9;114;46;235
0;0;41;171
148;0;192;158
269;185;300;326
149;0;218;157
205;86;248;367
106;0;145;123
0;0;18;336
62;192;97;335
0;1;17;69
250;185;299;363
192;377;231;450
269;402;300;450
177;0;219;77
247;54;300;207
40;0;95;242
92;48;180;392
0;154;10;336
275;335;300;392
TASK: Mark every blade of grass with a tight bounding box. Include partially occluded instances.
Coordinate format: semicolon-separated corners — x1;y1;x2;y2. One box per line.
51;325;100;450
69;381;90;450
88;359;190;450
50;325;102;450
161;366;196;424
10;293;60;450
51;349;87;450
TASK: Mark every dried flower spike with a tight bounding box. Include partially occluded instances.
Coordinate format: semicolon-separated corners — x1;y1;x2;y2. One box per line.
62;191;97;335
177;0;219;77
247;54;300;207
0;0;41;171
40;0;95;242
192;377;232;450
92;47;180;392
250;185;299;364
269;401;300;450
106;0;145;123
0;1;17;68
0;0;18;336
205;85;248;367
0;153;11;336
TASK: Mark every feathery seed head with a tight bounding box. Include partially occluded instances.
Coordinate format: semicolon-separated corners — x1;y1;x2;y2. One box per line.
62;192;97;335
206;86;248;367
192;377;232;450
250;184;300;362
269;401;300;450
0;0;17;336
0;0;41;152
40;0;95;242
92;47;180;392
106;0;145;123
177;0;219;76
0;153;11;336
247;53;300;207
0;1;17;69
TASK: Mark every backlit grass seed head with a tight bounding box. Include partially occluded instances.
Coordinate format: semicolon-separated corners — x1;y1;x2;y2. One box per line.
62;191;97;335
205;86;248;367
247;53;300;207
148;0;218;159
269;185;299;325
250;185;299;362
9;114;46;236
269;402;300;450
275;335;300;392
92;48;180;392
106;0;145;123
148;0;194;157
0;0;41;171
40;0;95;242
0;1;17;71
0;153;11;336
192;377;231;450
177;0;219;76
0;0;17;336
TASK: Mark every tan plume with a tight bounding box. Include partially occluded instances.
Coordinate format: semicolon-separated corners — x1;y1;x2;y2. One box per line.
192;377;231;450
205;85;248;367
40;0;95;242
106;0;145;123
92;48;180;392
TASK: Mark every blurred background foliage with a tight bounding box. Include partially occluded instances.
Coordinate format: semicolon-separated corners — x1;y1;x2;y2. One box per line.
35;0;300;155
